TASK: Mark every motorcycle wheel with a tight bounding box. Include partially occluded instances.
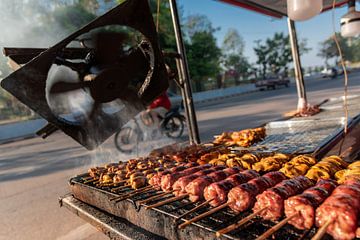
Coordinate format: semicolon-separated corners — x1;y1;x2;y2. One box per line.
163;116;184;138
114;127;140;153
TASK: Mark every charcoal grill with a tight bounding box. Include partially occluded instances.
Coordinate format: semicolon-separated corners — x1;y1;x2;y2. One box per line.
66;174;319;240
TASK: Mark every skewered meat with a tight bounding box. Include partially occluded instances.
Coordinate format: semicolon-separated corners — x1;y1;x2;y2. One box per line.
213;127;266;147
100;173;115;183
172;166;226;196
161;164;212;192
204;170;260;207
130;176;147;189
335;160;360;183
252;153;290;172
88;167;107;178
284;179;337;230
227;171;287;212
305;155;348;181
253;176;314;221
237;153;260;169
279;155;316;178
185;167;241;202
149;162;198;188
315;179;360;240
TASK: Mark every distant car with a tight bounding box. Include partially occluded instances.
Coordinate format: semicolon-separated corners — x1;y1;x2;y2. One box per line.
255;76;290;90
321;66;350;78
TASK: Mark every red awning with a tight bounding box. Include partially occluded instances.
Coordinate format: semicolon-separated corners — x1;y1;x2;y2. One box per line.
218;0;349;18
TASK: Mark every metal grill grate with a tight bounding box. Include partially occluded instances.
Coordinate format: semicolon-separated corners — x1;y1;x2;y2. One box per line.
232;118;347;155
71;176;323;240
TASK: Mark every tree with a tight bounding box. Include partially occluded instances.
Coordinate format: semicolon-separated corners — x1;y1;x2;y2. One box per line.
253;40;270;80
187;30;221;92
185;14;218;39
222;28;245;56
185;15;221;92
318;33;352;66
254;32;310;79
221;29;249;85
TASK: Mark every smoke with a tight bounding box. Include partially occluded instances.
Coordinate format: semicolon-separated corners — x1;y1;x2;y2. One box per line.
0;1;74;79
0;0;180;168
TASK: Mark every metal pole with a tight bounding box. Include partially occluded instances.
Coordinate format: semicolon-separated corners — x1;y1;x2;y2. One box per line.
287;18;307;111
175;58;195;143
169;0;200;144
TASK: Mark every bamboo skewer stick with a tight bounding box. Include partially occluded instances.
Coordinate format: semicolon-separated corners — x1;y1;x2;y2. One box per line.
137;191;173;205
145;194;189;210
175;198;214;222
111;186;154;202
256;213;299;240
83;178;98;184
111;184;131;192
311;220;332;240
216;207;268;237
178;202;230;229
82;176;93;181
110;185;153;199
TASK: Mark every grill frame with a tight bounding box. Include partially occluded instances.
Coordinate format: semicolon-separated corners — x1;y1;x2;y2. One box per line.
69;175;318;240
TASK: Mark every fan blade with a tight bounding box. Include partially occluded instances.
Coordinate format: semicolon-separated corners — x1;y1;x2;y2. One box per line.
49;81;90;94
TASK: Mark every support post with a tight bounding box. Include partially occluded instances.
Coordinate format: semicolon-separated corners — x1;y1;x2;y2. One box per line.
169;0;200;144
288;18;307;111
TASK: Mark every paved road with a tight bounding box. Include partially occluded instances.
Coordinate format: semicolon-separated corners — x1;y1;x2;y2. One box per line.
1;73;360;240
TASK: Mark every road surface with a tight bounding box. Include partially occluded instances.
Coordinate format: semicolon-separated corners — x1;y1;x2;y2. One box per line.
1;74;360;240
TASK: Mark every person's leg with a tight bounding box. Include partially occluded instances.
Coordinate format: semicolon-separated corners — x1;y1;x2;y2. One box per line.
140;110;154;126
151;107;168;126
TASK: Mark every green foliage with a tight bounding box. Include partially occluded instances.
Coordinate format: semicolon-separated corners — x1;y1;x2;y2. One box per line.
187;31;221;92
254;32;310;79
221;29;249;85
318;33;355;66
222;28;245;55
185;15;221;92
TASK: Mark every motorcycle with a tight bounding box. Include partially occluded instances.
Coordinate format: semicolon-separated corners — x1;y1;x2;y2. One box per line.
114;105;185;153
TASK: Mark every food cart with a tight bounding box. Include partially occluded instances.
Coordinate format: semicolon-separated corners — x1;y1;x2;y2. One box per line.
2;0;360;239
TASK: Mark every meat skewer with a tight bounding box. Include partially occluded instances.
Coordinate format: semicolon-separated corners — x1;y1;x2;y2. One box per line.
145;167;242;209
217;176;313;238
227;171;287;212
216;207;268;237
203;170;260;207
284;179;337;229
179;172;286;231
252;153;290;173
215;172;287;236
185;167;241;202
256;213;299;240
253;176;314;221
149;162;198;189
137;191;175;205
110;185;154;202
315;179;360;240
174;198;214;222
178;202;231;229
305;155;348;181
255;179;337;240
279;155;316;178
172;165;226;196
160;164;212;192
145;194;189;209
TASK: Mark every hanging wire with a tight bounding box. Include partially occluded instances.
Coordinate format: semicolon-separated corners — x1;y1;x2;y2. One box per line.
331;0;349;155
156;0;161;32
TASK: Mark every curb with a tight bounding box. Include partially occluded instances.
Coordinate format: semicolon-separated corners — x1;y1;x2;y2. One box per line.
0;133;37;145
194;89;259;105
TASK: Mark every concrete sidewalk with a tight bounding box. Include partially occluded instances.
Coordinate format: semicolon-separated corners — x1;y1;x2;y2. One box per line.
0;84;257;144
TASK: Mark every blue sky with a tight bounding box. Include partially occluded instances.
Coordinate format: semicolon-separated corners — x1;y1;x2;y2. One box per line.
179;0;349;68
